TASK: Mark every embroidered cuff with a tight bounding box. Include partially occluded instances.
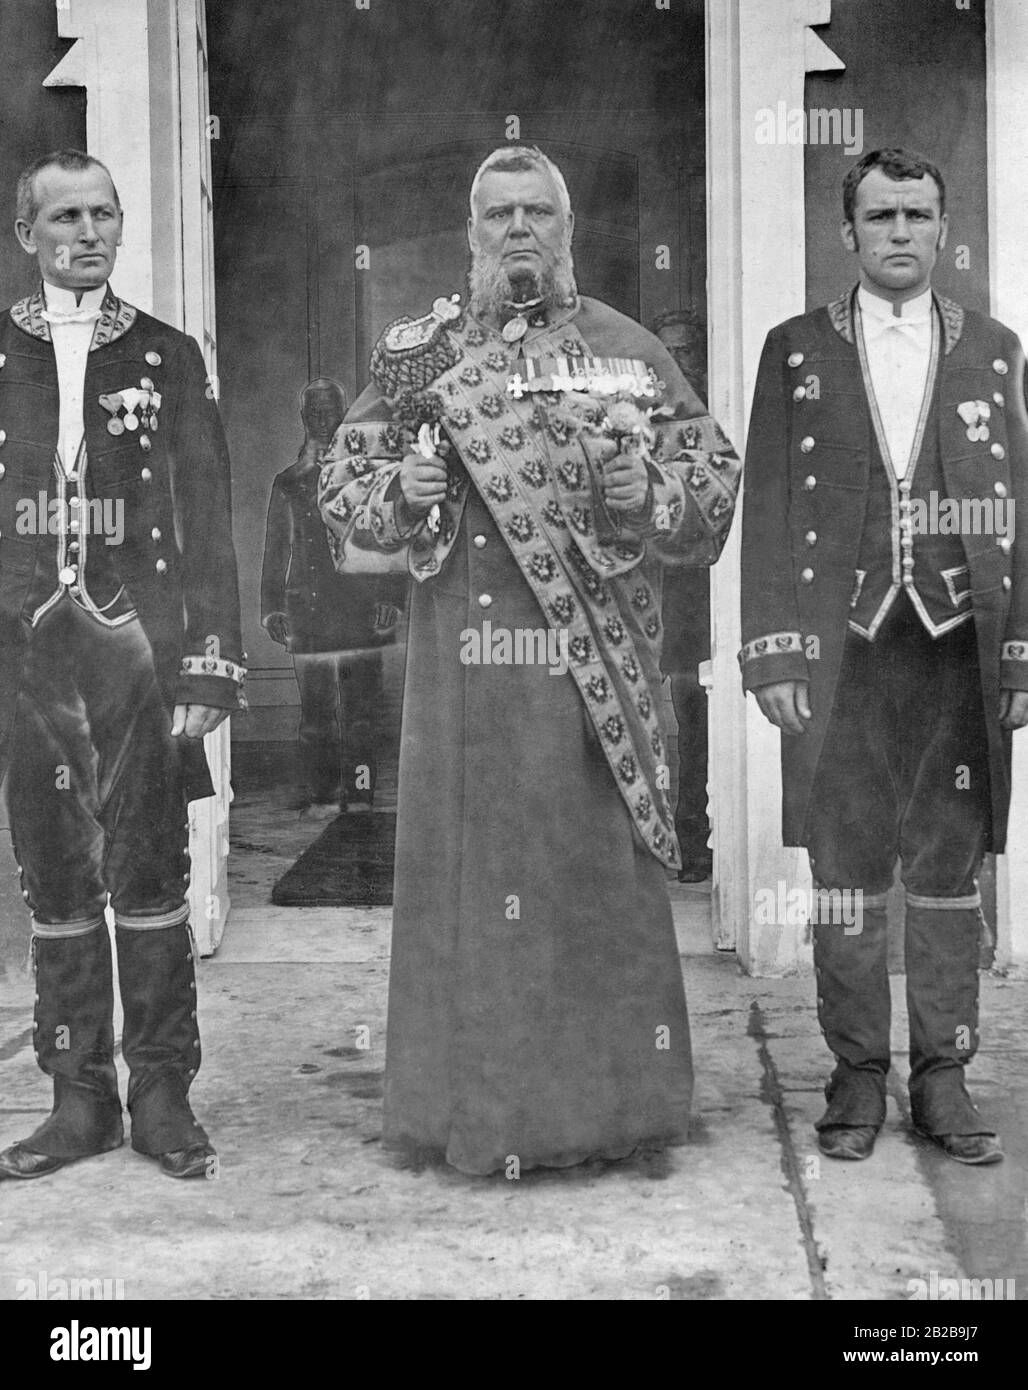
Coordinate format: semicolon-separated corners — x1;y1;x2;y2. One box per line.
320;459;410;552
179;655;247;684
649;466;717;566
738;631;804;665
656;413;736;457
326;420;408;462
365;466;414;547
677;451;740;542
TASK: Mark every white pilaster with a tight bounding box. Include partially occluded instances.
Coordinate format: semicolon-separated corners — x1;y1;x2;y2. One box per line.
706;0;843;974
45;0;155;311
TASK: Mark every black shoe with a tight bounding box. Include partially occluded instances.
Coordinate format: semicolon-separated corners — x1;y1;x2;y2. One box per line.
0;1143;76;1180
158;1142;217;1180
918;1131;1003;1166
817;1125;878;1160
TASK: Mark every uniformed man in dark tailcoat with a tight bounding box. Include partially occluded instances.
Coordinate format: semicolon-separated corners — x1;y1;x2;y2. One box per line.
0;150;243;1182
741;149;1028;1164
260;378;405;817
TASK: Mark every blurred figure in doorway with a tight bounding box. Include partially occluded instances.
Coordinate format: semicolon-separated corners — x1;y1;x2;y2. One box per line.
656;310;712;881
261;378;405;818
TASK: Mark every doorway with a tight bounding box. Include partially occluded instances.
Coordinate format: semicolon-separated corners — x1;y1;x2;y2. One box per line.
206;0;709;914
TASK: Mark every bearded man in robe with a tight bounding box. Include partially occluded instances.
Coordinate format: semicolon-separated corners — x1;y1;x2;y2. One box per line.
319;146;739;1175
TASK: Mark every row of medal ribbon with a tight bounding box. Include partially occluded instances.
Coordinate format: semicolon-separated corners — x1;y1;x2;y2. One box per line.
505;356;660;400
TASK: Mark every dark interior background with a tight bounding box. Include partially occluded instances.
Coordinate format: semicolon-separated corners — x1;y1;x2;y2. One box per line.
805;0;988;310
206;0;707;738
0;0;84;306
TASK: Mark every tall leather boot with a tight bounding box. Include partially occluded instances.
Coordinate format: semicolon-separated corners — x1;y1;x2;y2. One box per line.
812;893;890;1160
115;921;215;1179
0;923;123;1180
905;898;1001;1164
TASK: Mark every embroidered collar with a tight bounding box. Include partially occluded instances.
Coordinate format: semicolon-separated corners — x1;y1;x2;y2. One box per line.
828;284;963;355
10;282;137;349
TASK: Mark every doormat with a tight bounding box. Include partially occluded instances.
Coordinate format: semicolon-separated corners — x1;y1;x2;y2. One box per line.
271;813;396;906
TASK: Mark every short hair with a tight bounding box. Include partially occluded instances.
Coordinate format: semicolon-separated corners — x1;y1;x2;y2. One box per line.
842;148;946;223
469;146;572;221
16;150;121;227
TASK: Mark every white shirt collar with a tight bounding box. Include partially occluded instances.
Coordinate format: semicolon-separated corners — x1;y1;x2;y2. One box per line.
42;280;108;313
857;284;933;325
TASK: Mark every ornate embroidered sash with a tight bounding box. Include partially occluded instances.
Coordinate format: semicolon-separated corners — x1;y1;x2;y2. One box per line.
322;305;739;867
428;320;681;864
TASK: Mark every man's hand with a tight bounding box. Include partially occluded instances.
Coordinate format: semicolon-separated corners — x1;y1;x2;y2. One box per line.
1000;689;1028;730
754;680;812;735
171;704;230;740
601;446;650;514
264;612;290;647
398;451;447;518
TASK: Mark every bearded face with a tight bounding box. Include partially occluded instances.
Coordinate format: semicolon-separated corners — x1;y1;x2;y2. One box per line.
466;166;577;322
467;236;577;322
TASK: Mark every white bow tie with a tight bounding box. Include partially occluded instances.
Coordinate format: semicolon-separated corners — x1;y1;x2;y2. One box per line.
41;306;102;326
862;313;930;342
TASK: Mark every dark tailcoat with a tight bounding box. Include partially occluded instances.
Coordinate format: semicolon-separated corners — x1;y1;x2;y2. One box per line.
740;287;1028;853
0;287;243;800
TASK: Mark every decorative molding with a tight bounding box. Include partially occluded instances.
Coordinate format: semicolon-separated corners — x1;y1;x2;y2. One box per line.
804;25;845;74
43;0;155;311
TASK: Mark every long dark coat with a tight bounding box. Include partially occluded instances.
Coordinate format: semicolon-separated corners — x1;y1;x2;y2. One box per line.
740;287;1028;852
320;293;740;1173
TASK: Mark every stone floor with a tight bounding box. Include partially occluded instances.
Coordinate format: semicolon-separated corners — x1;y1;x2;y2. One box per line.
1;856;1026;1300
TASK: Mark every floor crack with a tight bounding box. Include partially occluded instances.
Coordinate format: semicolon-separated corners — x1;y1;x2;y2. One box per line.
749;998;830;1300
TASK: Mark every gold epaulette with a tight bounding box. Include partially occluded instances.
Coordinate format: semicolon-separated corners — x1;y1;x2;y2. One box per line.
370;293;464;400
